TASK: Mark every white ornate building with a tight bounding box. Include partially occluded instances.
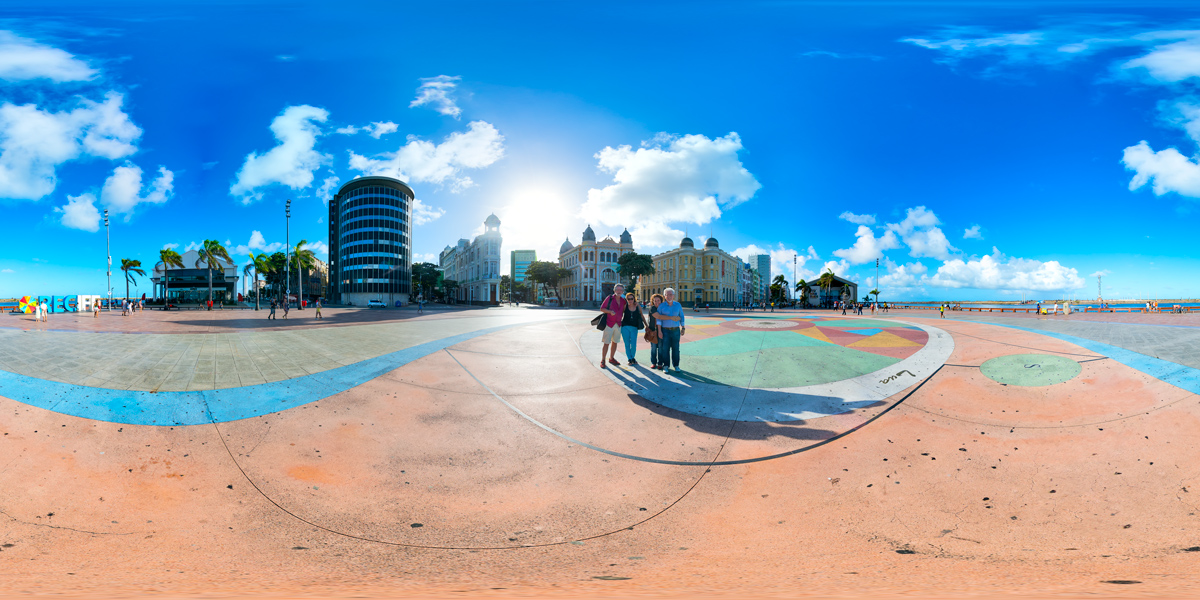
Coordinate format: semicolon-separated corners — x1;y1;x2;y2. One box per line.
439;214;503;304
557;225;634;306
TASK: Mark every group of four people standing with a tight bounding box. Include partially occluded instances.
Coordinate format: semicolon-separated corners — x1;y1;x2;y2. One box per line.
598;284;686;373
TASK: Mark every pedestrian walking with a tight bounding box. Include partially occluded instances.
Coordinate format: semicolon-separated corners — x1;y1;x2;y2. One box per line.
939;304;945;318
620;291;646;366
417;298;424;314
282;298;289;320
93;301;100;318
655;288;686;373
314;298;322;319
268;298;277;320
598;284;628;368
646;293;665;370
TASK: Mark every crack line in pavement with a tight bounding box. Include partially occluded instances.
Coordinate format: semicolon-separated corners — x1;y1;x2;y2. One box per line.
942;356;1109;369
0;509;138;536
933;324;1105;358
203;372;721;551
900;390;1198;429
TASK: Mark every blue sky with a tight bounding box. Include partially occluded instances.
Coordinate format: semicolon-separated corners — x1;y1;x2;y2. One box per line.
3;0;1200;301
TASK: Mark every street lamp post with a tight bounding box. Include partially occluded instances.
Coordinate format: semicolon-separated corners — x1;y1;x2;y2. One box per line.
104;209;111;311
793;253;797;307
285;198;291;309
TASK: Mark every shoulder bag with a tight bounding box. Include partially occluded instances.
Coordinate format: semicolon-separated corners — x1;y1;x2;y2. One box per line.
591;296;612;331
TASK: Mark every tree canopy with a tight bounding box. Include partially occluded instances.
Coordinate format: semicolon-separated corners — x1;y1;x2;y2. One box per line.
525;261;570;302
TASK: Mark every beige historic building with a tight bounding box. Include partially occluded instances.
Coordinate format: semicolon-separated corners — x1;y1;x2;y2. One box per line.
641;236;741;306
439;214;503;304
557;226;633;306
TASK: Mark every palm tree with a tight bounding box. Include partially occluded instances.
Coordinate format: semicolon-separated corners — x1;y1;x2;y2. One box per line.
195;239;232;307
291;240;316;308
795;278;812;307
870;288;881;304
817;269;837;308
120;259;146;304
772;274;788;303
244;252;273;310
158;249;183;309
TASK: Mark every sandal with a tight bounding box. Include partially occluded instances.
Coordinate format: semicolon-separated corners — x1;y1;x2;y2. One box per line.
608;358;621;366
600;362;607;369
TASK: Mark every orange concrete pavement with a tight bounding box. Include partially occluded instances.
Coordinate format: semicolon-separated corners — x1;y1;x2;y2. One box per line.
3;307;1200;599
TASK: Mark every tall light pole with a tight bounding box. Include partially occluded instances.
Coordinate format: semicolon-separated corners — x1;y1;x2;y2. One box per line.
285;198;291;308
876;257;880;304
792;253;797;306
1097;274;1103;307
104;209;111;310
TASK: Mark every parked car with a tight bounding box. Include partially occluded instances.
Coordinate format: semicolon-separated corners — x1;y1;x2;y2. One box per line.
367;299;385;308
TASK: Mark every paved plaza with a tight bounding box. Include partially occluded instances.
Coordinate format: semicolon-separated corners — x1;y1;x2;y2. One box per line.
4;305;1200;598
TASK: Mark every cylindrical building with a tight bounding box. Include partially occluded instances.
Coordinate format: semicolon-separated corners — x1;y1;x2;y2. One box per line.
328;176;413;306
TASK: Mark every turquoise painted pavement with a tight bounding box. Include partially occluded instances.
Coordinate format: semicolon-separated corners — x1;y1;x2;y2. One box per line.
0;316;572;426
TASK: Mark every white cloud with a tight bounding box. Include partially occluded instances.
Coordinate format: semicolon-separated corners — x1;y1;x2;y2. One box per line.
1090;269;1111;277
305;240;329;257
0;30;96;82
819;259;853;279
410;75;462;119
629;221;686;248
348;120;504;190
184;241;202;252
450;176;475;193
879;260;928;289
1121;35;1200;83
885;206;958;260
963;224;983;239
100;162;174;216
0;91;141;201
232;230;285;256
316;175;339;205
928;247;1085;291
1123;140;1200;197
230;105;330;202
581;132;761;236
732;244;821;283
838;211;876;225
412;198;445;226
0;268;13;273
366;121;398;138
54;192;100;232
833;225;900;264
336;121;400;138
162;243;179;250
413;252;439;264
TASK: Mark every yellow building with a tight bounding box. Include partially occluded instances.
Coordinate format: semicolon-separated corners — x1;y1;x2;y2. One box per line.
641;236;741;306
558;225;634;306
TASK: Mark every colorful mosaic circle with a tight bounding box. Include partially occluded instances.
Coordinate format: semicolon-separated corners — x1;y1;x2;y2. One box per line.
735;319;802;330
980;353;1082;387
675;316;929;389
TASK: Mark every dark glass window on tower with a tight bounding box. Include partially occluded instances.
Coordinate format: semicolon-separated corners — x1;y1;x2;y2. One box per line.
328;176;414;303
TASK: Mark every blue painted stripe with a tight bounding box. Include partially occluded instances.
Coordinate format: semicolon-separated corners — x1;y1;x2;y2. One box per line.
0;320;553;427
971;322;1200;396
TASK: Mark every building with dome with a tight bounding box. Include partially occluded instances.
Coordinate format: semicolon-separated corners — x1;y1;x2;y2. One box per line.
642;235;742;307
557;225;634;306
438;213;503;304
